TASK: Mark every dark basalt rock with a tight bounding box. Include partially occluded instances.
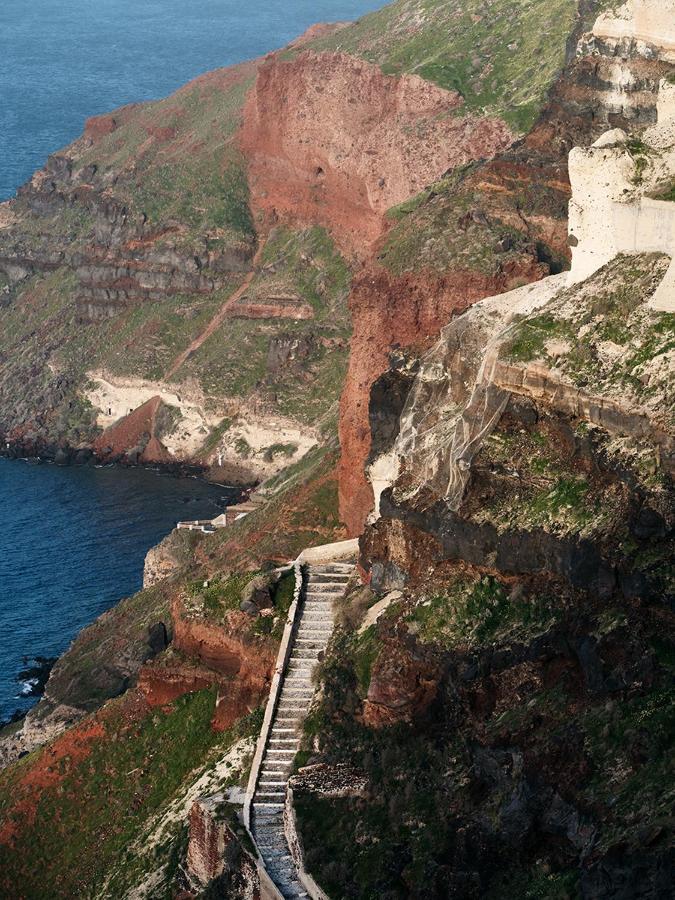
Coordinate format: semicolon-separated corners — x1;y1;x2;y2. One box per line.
239;599;260;617
53;447;71;466
580;847;675;900
367;350;419;465
377;490;617;598
147;622;169;655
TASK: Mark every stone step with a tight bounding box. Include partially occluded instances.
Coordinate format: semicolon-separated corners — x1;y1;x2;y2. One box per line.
256;840;287;853
305;582;346;591
253;809;284;821
304;588;343;597
247;561;355;898
299;616;333;625
262;850;293;863
255;833;286;844
311;563;354;573
305;585;346;595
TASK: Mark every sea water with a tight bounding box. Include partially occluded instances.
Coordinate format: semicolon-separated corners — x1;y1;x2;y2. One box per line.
0;459;236;721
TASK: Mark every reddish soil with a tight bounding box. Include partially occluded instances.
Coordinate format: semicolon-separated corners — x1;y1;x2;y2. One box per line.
84;113;119;143
170;598;276;730
0;696;146;847
240;51;513;256
138;662;220;707
364;631;442;728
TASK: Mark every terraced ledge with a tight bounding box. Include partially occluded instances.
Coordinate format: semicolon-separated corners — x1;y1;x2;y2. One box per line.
243;540;357;899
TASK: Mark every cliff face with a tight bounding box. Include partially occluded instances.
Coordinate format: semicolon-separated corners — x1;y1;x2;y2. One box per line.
241;50;513;255
336;0;675;533
292;12;674;894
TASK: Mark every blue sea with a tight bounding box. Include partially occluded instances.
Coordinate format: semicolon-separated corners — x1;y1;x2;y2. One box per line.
0;0;383;202
0;459;236;722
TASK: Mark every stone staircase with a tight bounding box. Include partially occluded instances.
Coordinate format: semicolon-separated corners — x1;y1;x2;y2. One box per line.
251;561;354;899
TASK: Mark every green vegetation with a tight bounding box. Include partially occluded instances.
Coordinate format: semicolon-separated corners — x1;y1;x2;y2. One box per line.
580;689;675;852
234;436;253;458
187;570;261;619
500;254;675;419
77;68;257;247
406;573;562;649
295;569;672;899
0;691;261;899
251;226;352;320
352;626;381;696
626;137;657;186
655;179;675;202
32;581;173;714
378;166;541;276
180;225;352;422
201;416;234;456
471;420;617;538
253;570;296;639
263;442;298;461
202;445;345;566
503;312;572;362
307;0;580;133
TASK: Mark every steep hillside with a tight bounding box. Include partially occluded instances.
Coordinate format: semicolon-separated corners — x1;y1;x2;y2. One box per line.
0;2;673;899
0;0;590;485
337;0;674;534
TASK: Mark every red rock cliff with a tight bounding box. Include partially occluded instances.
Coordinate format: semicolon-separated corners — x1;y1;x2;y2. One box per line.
240;51;513;255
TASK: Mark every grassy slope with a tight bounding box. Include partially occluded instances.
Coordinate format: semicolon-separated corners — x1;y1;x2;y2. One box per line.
308;0;579;133
198;443;347;570
500;254;675;421
377;162;551;276
178;226;353;422
0;690;260;899
75;64;258;250
0;85;354;433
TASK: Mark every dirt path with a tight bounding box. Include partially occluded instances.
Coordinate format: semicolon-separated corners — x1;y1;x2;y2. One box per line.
165;240;266;381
